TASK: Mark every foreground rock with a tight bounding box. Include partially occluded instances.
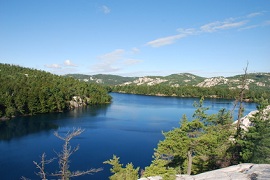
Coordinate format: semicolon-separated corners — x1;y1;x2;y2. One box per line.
139;163;270;180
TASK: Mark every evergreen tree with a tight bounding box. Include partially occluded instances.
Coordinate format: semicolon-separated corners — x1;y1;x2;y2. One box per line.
0;63;111;118
104;155;139;180
239;98;270;163
144;98;234;176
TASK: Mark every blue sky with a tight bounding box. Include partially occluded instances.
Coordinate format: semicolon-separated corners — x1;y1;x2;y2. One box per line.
0;0;270;77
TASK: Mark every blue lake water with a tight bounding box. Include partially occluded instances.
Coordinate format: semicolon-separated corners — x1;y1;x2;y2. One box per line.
0;93;257;179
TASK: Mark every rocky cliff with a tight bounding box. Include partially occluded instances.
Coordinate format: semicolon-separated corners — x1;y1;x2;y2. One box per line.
233;105;270;131
66;73;270;91
139;163;270;180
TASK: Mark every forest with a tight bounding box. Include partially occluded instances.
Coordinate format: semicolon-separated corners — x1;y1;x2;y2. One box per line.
111;84;270;102
0;64;111;118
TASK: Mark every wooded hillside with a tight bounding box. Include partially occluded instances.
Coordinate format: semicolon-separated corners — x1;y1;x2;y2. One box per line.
0;64;111;118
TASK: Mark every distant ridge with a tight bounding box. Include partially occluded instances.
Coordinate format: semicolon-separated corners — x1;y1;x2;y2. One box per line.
65;72;270;91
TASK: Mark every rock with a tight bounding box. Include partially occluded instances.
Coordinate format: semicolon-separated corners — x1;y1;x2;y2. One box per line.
139;163;270;180
196;77;228;88
233;105;270;131
69;96;87;108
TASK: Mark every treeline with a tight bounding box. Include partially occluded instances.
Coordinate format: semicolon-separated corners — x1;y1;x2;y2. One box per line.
111;84;270;101
0;64;111;118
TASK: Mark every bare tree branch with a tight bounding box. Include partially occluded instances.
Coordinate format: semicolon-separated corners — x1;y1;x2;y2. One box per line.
27;127;102;180
236;62;249;133
69;168;103;177
33;153;56;180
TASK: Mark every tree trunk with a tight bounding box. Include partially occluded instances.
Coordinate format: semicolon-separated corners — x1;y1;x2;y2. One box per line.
187;150;192;175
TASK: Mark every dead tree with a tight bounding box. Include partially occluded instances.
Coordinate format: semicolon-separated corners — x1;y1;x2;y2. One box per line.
231;62;249;137
33;153;55;180
23;128;102;180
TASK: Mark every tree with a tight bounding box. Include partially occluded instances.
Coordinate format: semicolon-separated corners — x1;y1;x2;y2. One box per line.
22;128;102;180
239;98;270;163
144;98;235;176
143;107;205;175
104;155;139;180
234;62;249;136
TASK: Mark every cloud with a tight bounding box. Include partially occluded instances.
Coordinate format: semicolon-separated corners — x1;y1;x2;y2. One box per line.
239;19;270;31
247;12;263;18
98;49;125;61
45;64;62;69
263;20;270;26
238;24;259;31
93;49;124;72
177;28;197;34
101;5;111;14
146;34;187;47
45;59;78;75
146;20;247;47
200;20;248;32
91;49;142;73
123;59;142;65
64;59;77;67
146;12;264;48
131;47;140;54
92;61;121;73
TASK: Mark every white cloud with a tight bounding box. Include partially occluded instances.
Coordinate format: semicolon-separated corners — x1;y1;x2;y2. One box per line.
177;28;197;35
239;19;270;31
263;20;270;26
45;60;78;75
98;49;125;61
92;62;121;73
101;5;111;14
123;59;142;65
146;34;187;47
91;49;142;73
146;20;247;48
146;12;265;48
64;59;77;67
45;64;62;69
131;47;140;54
200;20;247;32
238;24;259;31
247;12;263;18
92;49;126;73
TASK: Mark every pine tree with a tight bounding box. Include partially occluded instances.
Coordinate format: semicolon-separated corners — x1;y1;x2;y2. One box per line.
104;155;139;180
239;98;270;163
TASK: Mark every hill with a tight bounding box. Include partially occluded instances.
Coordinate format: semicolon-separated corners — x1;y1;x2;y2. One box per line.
66;72;270;100
65;73;137;86
66;73;270;90
0;64;111;119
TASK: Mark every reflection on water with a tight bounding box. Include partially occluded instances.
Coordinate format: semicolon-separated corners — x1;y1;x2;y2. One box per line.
0;104;111;141
0;117;58;141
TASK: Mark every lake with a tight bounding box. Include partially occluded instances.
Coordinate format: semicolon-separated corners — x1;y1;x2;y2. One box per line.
0;93;257;179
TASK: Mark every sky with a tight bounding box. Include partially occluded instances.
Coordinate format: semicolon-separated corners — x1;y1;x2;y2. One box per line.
0;0;270;77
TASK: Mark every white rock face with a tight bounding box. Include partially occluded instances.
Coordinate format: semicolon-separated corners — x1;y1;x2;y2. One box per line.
196;77;228;87
256;82;265;86
96;79;103;83
139;163;270;180
237;84;249;90
69;96;87;108
233;105;270;131
127;77;168;86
